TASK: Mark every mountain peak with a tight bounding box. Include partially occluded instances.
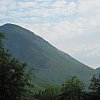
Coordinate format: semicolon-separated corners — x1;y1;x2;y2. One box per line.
3;23;21;26
1;23;18;27
1;23;27;29
0;23;35;36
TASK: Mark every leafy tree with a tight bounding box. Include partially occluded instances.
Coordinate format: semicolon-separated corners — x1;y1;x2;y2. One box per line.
89;74;100;93
0;32;33;100
88;74;100;100
40;84;60;100
60;76;85;100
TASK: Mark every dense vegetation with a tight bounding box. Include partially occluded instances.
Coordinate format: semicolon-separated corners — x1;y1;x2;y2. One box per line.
0;32;33;100
35;74;100;100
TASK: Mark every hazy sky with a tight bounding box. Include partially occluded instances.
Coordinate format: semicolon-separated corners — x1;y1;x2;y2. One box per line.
0;0;100;69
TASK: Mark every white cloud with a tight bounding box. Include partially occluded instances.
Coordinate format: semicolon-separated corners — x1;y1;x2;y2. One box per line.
50;1;77;16
69;45;100;57
90;15;100;27
0;0;16;12
17;1;35;8
78;0;100;14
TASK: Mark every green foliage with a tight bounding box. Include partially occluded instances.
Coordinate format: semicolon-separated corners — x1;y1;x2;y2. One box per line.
88;74;100;100
41;84;60;100
35;84;60;100
89;74;100;93
0;32;33;100
60;76;85;100
0;32;4;49
34;75;100;100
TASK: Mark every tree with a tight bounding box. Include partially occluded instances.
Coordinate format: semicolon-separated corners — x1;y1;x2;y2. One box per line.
40;84;60;100
60;76;85;100
0;32;33;100
89;74;100;93
88;74;100;100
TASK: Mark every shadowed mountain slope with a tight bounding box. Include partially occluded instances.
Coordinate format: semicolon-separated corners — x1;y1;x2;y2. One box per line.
0;23;96;84
96;67;100;73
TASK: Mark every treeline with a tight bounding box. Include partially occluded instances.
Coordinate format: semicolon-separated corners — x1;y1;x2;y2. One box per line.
0;32;100;100
34;75;100;100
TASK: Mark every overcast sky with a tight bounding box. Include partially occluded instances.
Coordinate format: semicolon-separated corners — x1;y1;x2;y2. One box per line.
0;0;100;69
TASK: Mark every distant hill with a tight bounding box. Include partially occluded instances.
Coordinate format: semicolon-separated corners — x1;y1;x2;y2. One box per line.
0;23;96;85
96;67;100;73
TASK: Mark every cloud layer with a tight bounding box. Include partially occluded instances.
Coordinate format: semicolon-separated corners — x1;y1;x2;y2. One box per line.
0;0;100;68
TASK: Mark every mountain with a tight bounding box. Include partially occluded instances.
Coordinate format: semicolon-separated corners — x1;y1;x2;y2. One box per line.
0;23;96;85
96;67;100;73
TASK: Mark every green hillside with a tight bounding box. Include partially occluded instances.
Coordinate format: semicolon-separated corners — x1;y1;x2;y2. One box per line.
0;23;96;85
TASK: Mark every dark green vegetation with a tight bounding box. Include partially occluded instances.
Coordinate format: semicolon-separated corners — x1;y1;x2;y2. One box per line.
35;75;100;100
60;76;85;100
0;23;96;85
0;32;33;100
